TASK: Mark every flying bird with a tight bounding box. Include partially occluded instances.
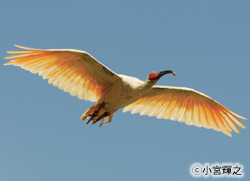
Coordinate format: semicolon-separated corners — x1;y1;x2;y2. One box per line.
4;45;246;136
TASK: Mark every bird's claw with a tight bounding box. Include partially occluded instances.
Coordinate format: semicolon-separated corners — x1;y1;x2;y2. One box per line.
86;112;109;126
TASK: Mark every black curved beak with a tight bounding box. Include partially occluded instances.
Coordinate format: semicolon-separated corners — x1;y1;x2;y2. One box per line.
157;70;176;77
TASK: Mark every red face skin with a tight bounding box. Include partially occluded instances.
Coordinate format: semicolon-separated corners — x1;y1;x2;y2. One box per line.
148;72;160;80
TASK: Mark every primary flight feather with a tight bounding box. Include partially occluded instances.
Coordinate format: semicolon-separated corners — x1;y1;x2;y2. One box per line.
4;45;246;136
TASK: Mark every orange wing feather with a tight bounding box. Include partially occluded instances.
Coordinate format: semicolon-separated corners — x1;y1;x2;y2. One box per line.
123;86;246;136
4;45;121;102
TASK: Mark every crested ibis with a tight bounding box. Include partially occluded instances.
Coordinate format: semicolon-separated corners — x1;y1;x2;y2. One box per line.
4;45;247;136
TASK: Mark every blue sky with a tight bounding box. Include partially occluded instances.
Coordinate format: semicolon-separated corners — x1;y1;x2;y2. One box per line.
1;1;249;180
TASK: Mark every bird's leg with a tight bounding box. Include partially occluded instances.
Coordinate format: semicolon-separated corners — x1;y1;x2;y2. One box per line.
82;102;106;124
92;112;109;125
86;111;98;124
81;104;97;121
81;103;104;121
82;103;116;126
98;111;116;127
107;111;116;125
99;117;108;127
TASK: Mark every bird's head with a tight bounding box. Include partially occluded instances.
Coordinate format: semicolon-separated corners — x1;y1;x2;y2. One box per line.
148;70;176;81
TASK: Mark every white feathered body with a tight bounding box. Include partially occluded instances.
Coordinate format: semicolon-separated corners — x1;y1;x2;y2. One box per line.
96;74;154;114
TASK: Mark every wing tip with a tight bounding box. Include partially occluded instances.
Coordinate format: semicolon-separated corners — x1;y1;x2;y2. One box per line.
240;116;247;120
4;55;14;60
14;44;36;50
3;62;11;66
222;129;232;137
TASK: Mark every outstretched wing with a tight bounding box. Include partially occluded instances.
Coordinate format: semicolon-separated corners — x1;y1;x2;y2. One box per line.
123;85;246;136
4;45;122;102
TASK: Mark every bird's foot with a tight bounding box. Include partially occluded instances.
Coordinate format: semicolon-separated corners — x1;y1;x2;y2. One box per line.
86;111;98;124
81;103;116;127
86;112;108;125
92;112;109;125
